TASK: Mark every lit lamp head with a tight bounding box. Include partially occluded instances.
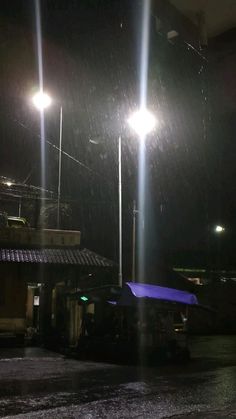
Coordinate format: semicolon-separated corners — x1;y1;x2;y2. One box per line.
32;91;52;110
215;225;225;233
5;181;13;187
127;108;157;137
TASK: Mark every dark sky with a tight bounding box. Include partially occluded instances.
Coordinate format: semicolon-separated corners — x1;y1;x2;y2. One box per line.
0;0;236;273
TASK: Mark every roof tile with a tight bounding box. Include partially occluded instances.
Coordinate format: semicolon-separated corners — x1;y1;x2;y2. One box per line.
0;248;114;267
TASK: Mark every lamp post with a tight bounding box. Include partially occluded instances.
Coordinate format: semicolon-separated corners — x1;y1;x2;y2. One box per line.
118;135;122;287
132;200;139;282
214;225;225;275
57;106;63;229
124;108;156;284
32;91;63;229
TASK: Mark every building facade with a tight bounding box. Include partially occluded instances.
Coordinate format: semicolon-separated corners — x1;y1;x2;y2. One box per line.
0;227;116;346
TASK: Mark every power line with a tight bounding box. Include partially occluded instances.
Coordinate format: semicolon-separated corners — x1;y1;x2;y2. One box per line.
13;118;95;174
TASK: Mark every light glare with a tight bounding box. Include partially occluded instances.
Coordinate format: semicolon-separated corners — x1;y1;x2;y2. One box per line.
32;91;52;110
128;109;156;137
215;225;225;233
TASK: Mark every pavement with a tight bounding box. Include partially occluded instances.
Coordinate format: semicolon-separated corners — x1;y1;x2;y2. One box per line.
0;336;236;418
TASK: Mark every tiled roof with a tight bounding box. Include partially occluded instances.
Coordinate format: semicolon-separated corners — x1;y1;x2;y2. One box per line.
0;248;114;267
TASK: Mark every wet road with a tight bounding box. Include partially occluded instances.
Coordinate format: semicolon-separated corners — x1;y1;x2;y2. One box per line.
0;336;236;418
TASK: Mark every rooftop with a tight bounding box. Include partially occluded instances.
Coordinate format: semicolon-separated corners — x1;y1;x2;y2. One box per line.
0;247;114;267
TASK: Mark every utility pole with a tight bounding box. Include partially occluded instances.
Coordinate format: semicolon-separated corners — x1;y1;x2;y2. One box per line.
57;106;63;229
118;136;122;287
132;200;138;282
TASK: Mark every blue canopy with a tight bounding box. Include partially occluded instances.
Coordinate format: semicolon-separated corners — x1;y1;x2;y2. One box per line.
117;282;198;306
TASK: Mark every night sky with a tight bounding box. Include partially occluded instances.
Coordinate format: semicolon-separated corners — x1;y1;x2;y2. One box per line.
0;0;236;275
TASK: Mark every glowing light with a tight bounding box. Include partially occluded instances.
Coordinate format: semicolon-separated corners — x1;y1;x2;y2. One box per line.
5;181;13;187
128;109;156;137
80;295;89;302
34;0;46;231
215;225;225;233
32;91;52;110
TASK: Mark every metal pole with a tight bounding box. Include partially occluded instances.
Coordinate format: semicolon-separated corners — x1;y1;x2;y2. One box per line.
57;106;63;229
118;135;122;287
18;198;22;218
132;200;137;282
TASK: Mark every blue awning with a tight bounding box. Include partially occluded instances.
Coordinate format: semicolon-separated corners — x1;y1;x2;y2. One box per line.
117;282;198;306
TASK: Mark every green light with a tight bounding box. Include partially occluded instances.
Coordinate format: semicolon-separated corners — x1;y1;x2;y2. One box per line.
80;296;89;302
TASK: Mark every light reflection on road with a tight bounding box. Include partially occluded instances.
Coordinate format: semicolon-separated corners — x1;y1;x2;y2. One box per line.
0;335;236;418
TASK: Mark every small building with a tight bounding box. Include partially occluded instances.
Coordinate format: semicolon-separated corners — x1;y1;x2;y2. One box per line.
0;227;116;347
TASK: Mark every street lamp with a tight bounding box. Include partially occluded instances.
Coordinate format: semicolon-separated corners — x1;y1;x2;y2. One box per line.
127;108;156;138
215;225;225;233
213;225;225;273
32;91;63;229
84;108;156;287
116;108;156;286
32;91;52;110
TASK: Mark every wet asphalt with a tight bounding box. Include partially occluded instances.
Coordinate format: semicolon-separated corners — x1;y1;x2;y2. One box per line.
0;336;236;418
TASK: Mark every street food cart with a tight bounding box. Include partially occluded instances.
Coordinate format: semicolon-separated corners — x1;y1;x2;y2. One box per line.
76;282;199;364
